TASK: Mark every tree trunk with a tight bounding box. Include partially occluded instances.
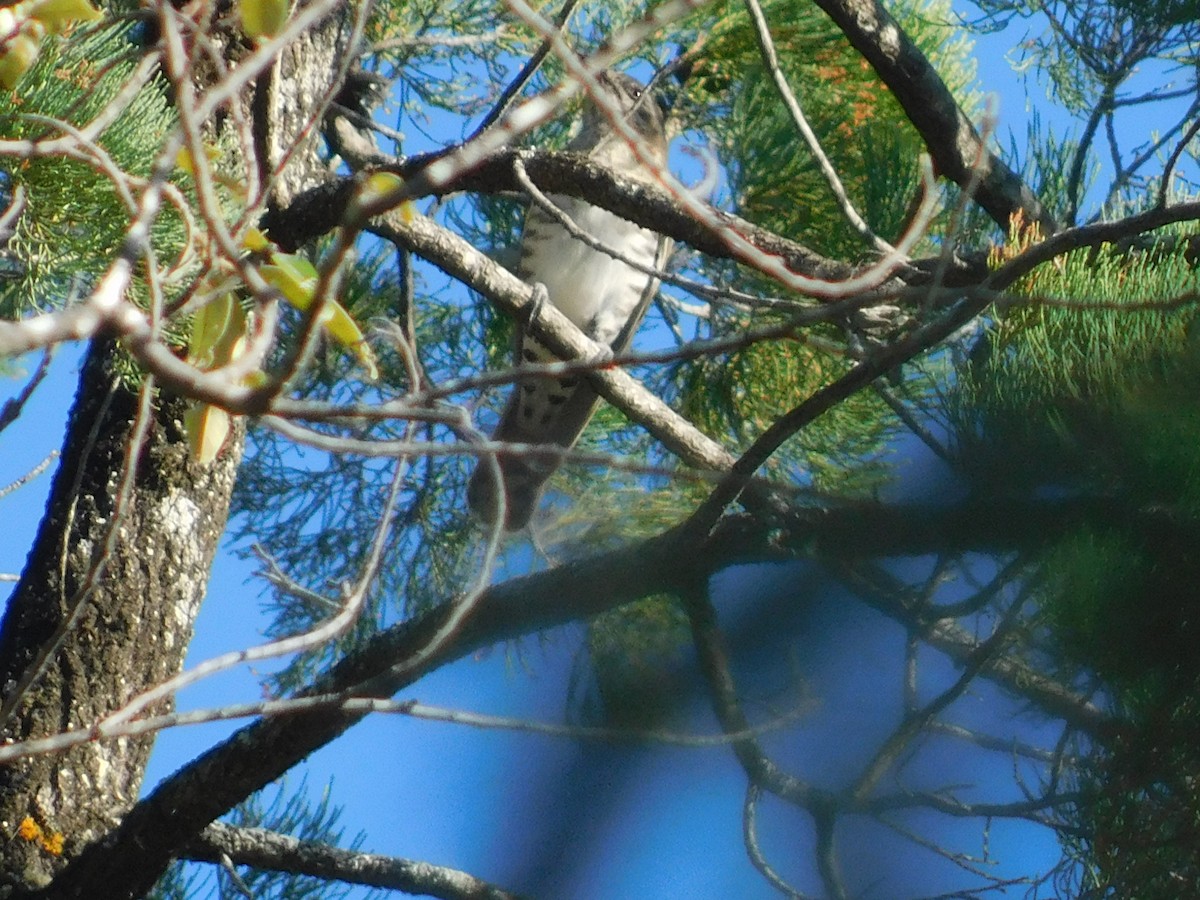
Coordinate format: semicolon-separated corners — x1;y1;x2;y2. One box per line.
0;339;243;891
0;3;355;893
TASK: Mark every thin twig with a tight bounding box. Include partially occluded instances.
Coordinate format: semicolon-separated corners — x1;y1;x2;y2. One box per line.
743;0;894;254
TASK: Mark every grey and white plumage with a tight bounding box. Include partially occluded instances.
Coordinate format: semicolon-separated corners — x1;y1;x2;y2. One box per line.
468;72;671;530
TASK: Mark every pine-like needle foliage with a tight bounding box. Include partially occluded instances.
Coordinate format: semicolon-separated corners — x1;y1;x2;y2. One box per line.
0;25;182;316
672;0;979;498
951;228;1200;897
150;777;376;900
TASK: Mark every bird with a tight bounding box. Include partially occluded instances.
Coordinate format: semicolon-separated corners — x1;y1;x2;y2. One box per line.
467;71;671;530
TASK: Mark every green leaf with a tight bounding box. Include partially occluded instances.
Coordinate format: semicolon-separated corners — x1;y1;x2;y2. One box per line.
0;33;41;89
187;292;245;370
239;0;288;40
260;255;378;380
26;0;102;33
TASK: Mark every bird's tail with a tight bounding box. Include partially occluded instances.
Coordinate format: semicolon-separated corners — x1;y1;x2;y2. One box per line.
466;450;549;531
467;382;603;530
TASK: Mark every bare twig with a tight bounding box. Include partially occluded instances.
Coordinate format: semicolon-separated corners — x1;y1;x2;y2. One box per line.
0;348;52;435
743;786;814;899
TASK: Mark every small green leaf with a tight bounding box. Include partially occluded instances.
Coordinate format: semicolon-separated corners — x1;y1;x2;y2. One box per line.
188;293;245;369
260;255;377;379
349;172;414;220
184;295;250;464
320;303;378;381
259;254;318;308
0;33;41;89
184;402;232;465
239;0;288;40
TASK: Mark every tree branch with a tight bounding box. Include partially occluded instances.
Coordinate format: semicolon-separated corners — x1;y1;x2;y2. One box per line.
43;525;694;898
809;0;1055;233
265;148;987;288
366;205;738;475
185;822;523;900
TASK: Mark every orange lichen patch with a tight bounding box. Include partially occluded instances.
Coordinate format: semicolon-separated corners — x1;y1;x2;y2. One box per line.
41;831;64;855
16;815;64;856
16;816;40;842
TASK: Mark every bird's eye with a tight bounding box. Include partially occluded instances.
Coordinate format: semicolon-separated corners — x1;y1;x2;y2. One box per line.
629;87;642;99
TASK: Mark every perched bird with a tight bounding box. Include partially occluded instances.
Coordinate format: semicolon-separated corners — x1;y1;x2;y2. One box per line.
467;71;671;530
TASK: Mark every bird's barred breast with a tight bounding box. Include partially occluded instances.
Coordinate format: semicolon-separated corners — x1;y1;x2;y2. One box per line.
519;197;659;346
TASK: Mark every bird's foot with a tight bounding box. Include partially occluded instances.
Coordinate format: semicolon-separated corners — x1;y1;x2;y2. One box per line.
524;282;550;327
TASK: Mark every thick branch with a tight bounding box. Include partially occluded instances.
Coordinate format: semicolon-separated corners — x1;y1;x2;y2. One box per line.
45;486;1141;896
43;525;694;898
368;207;738;475
265;149;987;288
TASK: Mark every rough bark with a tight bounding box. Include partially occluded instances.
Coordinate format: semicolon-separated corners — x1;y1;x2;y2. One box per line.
184;820;523;898
0;0;1071;894
43;488;1124;896
0;3;355;895
43;525;692;899
0;339;243;892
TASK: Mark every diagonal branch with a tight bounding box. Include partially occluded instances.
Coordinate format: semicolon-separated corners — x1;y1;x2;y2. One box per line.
832;560;1111;739
367;206;738;475
809;0;1055;233
44;525;695;898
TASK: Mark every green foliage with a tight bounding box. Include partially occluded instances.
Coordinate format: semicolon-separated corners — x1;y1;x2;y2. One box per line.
580;595;692;727
653;0;981;499
956;229;1200;891
694;0;976;260
0;24;182;315
957;232;1200;677
232;242;484;691
1067;696;1200;898
677;337;896;494
1040;526;1200;688
954;238;1200;494
1012;109;1097;226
